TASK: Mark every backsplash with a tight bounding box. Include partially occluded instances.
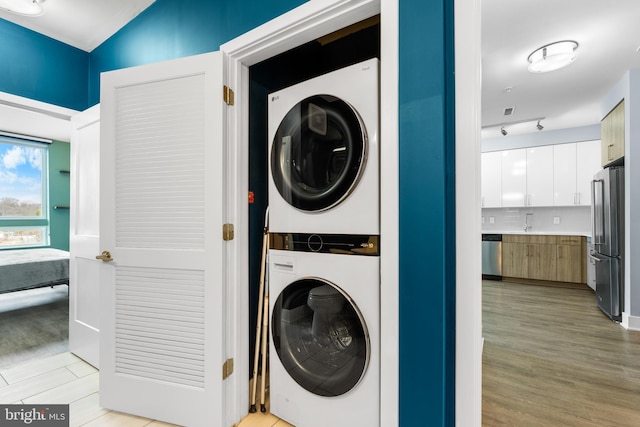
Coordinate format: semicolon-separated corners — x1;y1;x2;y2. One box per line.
481;206;591;235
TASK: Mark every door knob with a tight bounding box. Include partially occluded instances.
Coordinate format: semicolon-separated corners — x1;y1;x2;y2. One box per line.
96;251;113;262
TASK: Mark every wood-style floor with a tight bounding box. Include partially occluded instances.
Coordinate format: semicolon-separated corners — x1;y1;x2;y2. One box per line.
3;282;640;426
483;279;640;426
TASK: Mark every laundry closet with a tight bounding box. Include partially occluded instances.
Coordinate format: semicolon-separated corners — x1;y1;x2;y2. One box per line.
246;16;381;427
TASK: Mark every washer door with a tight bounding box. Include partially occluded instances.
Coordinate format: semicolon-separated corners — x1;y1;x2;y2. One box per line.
271;95;367;212
271;278;370;397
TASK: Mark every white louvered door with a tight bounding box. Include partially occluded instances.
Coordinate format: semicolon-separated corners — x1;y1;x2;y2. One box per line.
69;104;101;368
99;52;227;427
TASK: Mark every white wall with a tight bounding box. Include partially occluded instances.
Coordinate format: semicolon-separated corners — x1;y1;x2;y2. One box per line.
481;206;591;235
601;68;640;329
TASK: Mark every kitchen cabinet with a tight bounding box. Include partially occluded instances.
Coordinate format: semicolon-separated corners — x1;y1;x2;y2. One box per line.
553;141;600;206
601;100;625;166
556;236;583;283
553;143;577;206
576;140;601;205
528;242;558;281
482;141;601;210
502;240;528;278
502;234;585;284
526;146;554;206
501;149;527;207
481;151;502;208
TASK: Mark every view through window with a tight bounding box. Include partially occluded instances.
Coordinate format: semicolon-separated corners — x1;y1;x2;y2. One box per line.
0;138;48;248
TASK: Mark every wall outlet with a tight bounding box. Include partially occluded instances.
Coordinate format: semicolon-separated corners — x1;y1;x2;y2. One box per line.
553;216;560;225
489;217;495;224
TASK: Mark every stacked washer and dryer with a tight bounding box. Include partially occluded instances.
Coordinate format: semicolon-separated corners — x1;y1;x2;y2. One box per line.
267;58;380;427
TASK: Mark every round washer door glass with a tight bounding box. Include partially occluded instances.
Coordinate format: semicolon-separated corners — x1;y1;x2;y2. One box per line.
271;95;367;211
271;278;370;396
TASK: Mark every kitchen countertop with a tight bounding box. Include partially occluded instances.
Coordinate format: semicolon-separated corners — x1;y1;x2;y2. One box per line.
482;230;591;237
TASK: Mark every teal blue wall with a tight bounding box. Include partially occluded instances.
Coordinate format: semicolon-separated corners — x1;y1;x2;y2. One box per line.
88;0;305;105
48;141;70;250
398;0;456;424
0;19;89;110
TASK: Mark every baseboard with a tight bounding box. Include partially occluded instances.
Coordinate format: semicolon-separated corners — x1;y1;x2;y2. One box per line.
502;277;590;291
621;312;640;331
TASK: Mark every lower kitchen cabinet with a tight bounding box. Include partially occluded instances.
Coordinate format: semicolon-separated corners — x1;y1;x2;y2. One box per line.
556;236;584;283
502;242;528;278
502;234;586;284
528;243;557;281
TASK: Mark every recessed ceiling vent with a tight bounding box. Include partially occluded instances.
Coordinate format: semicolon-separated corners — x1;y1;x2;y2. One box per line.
503;107;515;116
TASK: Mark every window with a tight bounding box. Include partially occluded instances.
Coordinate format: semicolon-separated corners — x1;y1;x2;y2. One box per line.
0;137;49;248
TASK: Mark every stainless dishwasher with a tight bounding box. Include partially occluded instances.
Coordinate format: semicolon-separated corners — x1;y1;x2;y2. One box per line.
482;234;502;280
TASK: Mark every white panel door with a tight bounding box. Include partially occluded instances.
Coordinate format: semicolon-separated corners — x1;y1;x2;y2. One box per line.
553;143;577;206
481;152;502;207
99;52;227;427
576;140;602;206
501;149;527;207
526;146;554;206
69;105;101;368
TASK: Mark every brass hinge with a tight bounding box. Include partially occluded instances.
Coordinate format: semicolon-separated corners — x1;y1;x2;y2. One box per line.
223;223;235;241
223;85;235;106
223;358;234;380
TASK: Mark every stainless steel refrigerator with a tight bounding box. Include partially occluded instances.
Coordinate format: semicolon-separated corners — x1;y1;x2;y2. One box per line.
590;166;625;321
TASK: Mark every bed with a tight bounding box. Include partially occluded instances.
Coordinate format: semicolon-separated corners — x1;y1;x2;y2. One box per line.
0;248;70;294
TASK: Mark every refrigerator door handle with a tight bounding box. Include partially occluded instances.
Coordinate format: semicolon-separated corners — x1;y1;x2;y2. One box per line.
591;179;605;245
588;253;604;263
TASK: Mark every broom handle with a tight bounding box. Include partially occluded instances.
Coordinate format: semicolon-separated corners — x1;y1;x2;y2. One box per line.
249;226;269;410
260;239;270;412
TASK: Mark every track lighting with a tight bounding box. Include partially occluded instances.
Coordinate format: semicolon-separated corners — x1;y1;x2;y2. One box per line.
482;117;545;136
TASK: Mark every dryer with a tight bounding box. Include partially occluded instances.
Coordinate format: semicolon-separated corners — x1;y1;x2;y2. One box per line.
268;58;379;235
268;233;380;427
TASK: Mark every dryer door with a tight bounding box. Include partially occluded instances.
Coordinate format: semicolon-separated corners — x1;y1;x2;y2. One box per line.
271;95;367;212
271;278;370;396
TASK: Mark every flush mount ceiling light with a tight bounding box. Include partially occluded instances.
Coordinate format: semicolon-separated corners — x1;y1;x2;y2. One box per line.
0;0;45;16
528;40;578;73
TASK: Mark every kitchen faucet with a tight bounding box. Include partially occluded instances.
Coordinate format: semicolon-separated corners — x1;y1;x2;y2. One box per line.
524;213;533;231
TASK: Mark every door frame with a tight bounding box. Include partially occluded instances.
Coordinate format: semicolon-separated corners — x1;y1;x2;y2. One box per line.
220;0;388;423
221;0;481;425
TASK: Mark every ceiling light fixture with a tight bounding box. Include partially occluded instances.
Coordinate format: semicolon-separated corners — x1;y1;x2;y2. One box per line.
0;0;45;16
501;126;508;136
536;120;544;131
527;40;578;73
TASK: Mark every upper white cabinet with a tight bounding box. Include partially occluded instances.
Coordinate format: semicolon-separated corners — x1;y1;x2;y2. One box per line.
526;146;554;206
481;151;502;208
576;140;602;205
553;141;601;206
553;143;578;205
501;149;527;207
482;140;601;209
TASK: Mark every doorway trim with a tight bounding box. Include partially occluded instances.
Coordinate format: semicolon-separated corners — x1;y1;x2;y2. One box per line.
221;0;388;423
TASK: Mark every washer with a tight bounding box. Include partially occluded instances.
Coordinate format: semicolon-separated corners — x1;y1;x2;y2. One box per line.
268;233;380;427
268;58;379;234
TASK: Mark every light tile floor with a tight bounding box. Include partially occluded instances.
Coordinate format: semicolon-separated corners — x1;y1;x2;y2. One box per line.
0;352;291;427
